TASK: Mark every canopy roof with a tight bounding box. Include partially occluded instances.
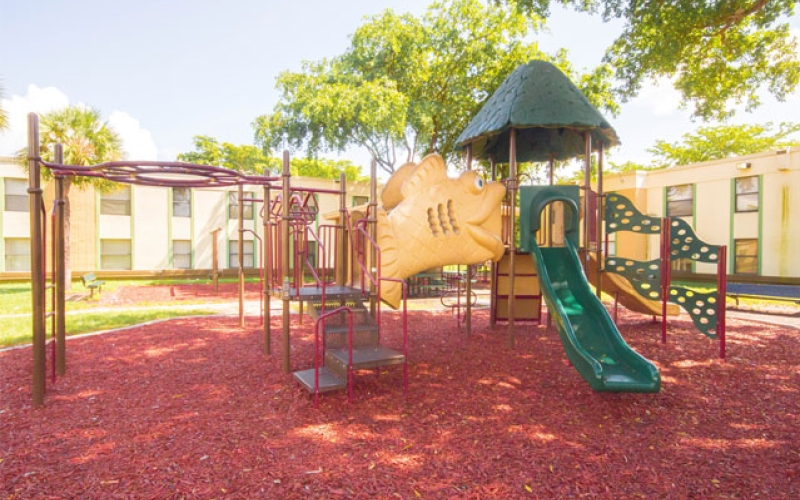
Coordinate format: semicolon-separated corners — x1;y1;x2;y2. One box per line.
456;60;620;163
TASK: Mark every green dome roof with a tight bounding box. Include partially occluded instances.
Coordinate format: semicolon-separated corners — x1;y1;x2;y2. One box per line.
456;60;620;162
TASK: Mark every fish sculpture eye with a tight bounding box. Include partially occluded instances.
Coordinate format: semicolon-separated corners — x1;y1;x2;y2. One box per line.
474;176;484;190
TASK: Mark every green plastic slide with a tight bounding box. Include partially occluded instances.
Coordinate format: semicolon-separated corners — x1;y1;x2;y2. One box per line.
530;237;660;393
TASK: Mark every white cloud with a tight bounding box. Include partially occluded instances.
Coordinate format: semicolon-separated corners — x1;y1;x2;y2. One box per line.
0;84;70;156
0;84;158;161
108;111;158;160
633;78;683;117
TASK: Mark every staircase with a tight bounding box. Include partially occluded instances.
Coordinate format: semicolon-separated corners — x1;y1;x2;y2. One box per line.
292;292;407;403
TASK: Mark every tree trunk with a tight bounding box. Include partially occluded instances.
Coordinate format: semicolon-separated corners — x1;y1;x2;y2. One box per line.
63;178;73;291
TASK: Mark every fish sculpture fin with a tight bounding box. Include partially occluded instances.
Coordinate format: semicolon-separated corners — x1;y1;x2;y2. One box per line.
381;161;417;211
376;207;402;309
400;154;448;201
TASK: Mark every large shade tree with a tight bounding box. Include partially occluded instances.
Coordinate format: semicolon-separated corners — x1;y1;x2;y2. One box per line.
648;121;800;166
254;0;618;175
178;135;367;181
22;106;124;288
503;0;800;120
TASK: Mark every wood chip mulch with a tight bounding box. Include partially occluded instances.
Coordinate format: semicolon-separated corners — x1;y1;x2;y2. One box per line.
2;306;798;499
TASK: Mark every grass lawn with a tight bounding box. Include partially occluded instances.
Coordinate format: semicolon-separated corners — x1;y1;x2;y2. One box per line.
0;278;248;348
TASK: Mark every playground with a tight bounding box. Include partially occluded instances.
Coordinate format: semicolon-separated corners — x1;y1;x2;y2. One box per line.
6;60;800;497
2;292;799;498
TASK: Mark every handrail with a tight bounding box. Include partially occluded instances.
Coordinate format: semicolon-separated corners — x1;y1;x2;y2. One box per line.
313;306;353;408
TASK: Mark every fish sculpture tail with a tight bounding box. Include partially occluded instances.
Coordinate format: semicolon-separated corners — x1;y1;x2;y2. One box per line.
376;208;403;309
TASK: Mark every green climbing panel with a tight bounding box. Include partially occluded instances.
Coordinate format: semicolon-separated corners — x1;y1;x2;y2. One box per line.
667;217;721;338
605;193;662;234
604;257;663;302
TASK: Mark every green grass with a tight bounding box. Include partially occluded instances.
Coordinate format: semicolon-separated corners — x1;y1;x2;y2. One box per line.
0;308;216;348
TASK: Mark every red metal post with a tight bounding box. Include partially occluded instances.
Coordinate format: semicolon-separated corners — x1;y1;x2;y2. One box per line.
661;218;671;344
28;113;46;407
717;245;727;360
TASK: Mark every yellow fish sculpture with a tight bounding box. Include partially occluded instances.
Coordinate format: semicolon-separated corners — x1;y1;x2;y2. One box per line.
377;154;506;308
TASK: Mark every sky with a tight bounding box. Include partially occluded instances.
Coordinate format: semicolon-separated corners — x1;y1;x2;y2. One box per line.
1;0;799;175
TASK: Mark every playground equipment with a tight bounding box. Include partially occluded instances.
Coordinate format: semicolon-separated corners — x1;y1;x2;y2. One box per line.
520;186;660;392
376;154;506;308
25;60;729;405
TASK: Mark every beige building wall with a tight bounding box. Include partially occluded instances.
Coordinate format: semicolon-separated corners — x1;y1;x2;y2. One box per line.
604;148;800;281
2;155;374;277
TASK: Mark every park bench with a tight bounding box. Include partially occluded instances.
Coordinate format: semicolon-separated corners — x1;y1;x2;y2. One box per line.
727;283;800;307
81;272;106;297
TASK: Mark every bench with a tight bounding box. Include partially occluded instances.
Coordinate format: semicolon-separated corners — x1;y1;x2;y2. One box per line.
81;273;106;297
727;283;800;306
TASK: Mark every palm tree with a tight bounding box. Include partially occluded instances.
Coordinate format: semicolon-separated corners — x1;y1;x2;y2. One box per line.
0;82;9;132
30;106;124;288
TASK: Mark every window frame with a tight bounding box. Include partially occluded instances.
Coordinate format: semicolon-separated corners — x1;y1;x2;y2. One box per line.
228;240;255;269
4;178;29;212
733;238;758;275
229;191;254;220
4;237;31;271
172;187;191;218
666;184;693;217
173;239;192;269
100;186;132;216
100;239;132;270
734;176;759;213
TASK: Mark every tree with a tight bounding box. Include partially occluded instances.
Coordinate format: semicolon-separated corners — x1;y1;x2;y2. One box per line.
178;135;367;181
648;121;800;166
254;0;618;175
22;106;124;288
0;82;8;131
504;0;800;120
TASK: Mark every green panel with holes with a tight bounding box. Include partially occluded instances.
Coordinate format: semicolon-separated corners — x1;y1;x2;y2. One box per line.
668;286;718;338
668;217;720;263
604;257;663;301
605;193;661;234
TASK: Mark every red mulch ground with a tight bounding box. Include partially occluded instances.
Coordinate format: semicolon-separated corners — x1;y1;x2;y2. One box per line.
97;283;264;306
2;301;799;499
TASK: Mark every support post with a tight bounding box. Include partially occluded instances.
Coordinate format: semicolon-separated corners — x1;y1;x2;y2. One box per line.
717;245;727;359
661;218;671;344
506;128;518;349
489;155;497;328
282;151;292;373
596;141;604;299
28;113;45;406
583;132;592;258
54;146;66;377
211;228;221;294
263;183;271;354
238;183;245;328
369;160;378;316
337;173;347;287
465;145;472;337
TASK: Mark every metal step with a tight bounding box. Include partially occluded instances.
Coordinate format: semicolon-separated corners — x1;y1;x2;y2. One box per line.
327;346;406;372
293;367;347;393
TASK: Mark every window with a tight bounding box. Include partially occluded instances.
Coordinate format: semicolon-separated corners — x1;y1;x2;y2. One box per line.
735;176;759;213
229;240;254;268
101;239;132;270
671;259;693;272
100;186;131;216
352;196;369;207
734;239;758;274
4;238;30;271
229;191;254;220
173;187;191;217
173;240;192;269
4;179;28;212
666;184;693;217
